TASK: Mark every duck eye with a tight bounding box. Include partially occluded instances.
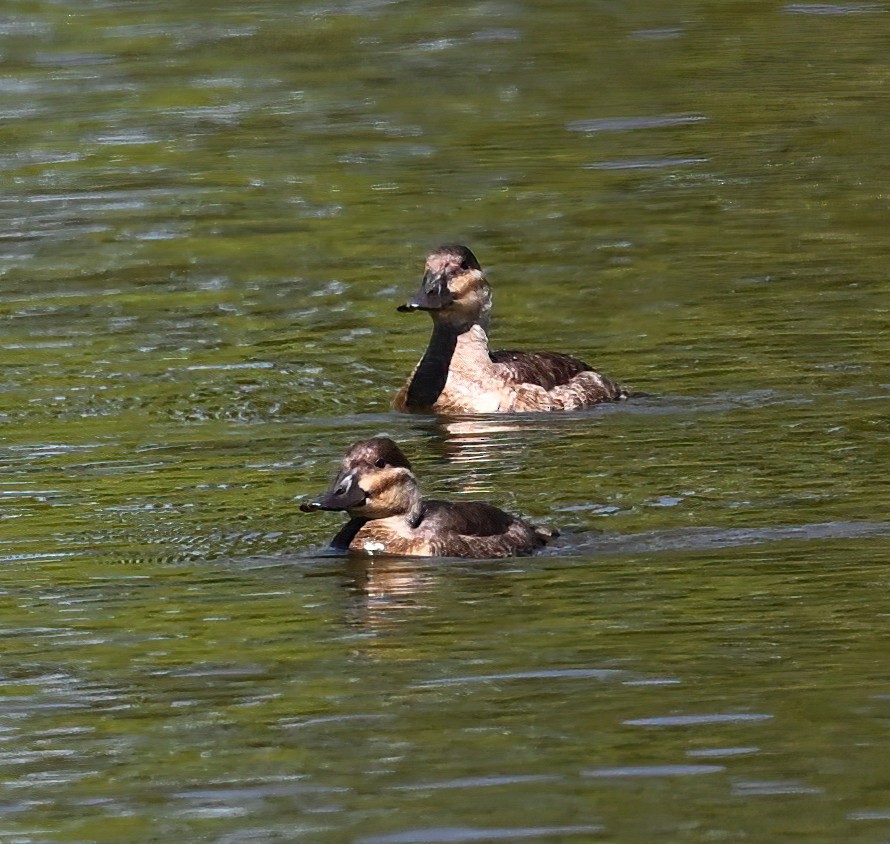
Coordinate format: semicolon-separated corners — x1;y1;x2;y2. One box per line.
374;458;387;469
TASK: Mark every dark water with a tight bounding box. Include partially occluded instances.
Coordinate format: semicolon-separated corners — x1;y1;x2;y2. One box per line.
2;1;889;841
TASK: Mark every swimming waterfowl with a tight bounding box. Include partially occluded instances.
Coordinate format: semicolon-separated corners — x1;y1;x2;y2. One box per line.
300;437;554;558
393;244;627;413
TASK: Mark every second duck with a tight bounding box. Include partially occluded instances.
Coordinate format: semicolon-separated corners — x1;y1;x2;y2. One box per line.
300;437;553;558
394;244;628;413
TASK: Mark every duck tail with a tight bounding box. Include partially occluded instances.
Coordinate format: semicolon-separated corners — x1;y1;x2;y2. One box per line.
534;524;559;544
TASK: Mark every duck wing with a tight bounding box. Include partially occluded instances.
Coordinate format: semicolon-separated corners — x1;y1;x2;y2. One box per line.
419;500;515;537
490;349;593;391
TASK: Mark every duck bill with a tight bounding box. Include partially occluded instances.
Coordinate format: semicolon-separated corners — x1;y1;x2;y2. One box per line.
397;270;454;312
299;477;367;512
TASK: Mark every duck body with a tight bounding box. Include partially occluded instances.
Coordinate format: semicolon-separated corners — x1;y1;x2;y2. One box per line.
301;437;553;558
394;244;627;414
331;499;549;558
394;323;624;413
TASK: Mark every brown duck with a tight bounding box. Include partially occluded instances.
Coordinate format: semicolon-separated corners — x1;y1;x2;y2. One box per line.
393;244;627;413
300;437;554;558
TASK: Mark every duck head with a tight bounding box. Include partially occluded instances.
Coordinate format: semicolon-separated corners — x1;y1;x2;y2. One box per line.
300;437;421;520
398;244;492;332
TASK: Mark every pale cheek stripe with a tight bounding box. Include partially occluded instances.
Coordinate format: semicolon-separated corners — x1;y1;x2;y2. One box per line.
364;468;415;498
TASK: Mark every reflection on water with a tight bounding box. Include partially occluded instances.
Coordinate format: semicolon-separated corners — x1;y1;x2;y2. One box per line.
339;556;439;632
424;415;547;494
312;517;890;638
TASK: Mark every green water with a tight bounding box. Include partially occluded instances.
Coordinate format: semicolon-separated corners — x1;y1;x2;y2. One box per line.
1;0;889;841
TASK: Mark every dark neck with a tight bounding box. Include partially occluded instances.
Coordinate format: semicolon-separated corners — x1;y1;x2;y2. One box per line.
330;517;368;550
405;321;459;409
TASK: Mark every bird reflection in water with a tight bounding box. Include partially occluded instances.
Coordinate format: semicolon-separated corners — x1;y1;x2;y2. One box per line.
339;555;438;633
338;555;516;635
412;414;538;494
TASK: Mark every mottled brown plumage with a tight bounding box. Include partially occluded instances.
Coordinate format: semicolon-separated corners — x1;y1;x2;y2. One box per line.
300;437;554;558
394;244;628;413
490;350;593;391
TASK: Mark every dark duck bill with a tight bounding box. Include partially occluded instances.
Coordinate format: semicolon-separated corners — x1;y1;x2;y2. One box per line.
299;471;367;512
397;268;454;312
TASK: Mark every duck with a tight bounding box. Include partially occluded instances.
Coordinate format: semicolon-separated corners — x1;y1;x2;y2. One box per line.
393;243;628;413
300;437;554;558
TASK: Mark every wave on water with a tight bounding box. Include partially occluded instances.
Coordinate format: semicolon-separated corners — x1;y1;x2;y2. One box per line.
555;520;890;557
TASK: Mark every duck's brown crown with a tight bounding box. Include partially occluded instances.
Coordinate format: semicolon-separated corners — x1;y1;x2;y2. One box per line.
341;437;412;472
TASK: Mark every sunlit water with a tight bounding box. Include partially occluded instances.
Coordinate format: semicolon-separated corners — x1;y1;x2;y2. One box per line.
1;1;889;841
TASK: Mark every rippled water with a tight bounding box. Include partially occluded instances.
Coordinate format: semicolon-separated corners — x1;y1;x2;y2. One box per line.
1;0;889;841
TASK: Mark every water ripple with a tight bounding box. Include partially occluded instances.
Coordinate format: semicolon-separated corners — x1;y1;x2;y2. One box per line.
173;781;349;801
583;764;724;778
624;713;773;727
414;668;625;688
392;774;561;791
687;747;760;758
562;520;890;557
783;3;886;13
358;826;604;844
849;810;890;820
567;114;707;133
732;780;824;796
586;157;708;171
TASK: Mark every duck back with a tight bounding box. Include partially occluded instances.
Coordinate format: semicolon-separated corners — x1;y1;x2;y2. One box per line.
490;349;593;391
418;499;516;537
417;499;551;557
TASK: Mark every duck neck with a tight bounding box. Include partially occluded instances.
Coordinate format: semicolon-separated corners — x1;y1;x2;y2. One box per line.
330;517;368;550
406;320;495;409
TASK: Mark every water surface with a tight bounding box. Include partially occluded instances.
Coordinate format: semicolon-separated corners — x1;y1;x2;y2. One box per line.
1;0;889;841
